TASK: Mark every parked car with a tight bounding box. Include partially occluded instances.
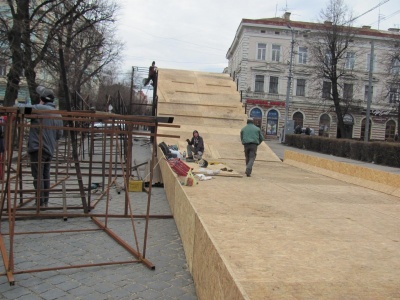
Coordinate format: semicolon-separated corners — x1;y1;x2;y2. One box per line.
90;121;126;131
90;122;112;128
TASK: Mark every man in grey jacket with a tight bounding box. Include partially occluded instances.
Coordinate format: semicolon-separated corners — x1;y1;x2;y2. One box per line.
240;117;264;177
27;86;63;207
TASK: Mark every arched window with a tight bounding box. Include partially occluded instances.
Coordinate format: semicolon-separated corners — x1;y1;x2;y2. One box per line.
250;107;262;128
266;109;279;136
360;118;372;140
292;111;304;129
385;120;396;140
342;114;354;139
319;114;330;137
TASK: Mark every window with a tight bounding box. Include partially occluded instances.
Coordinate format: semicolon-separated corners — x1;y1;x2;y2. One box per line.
385;120;396;140
0;61;6;76
296;79;306;96
391;59;400;74
325;51;332;66
343;83;353;100
345;52;355;69
319;114;330;137
255;75;264;92
360;118;371;140
293;111;304;129
366;54;376;71
364;85;373;102
257;43;266;60
389;87;399;103
266;110;279;135
322;81;331;98
272;45;281;62
269;76;278;94
298;47;308;64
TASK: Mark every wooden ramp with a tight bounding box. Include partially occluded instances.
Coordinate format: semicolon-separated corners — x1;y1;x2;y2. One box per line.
157;69;280;163
157;69;400;299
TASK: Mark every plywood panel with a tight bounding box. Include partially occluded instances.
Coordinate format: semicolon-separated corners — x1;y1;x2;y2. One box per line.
156;69;400;300
284;150;400;196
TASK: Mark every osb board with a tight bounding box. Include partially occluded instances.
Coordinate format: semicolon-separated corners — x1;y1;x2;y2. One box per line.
160;152;400;299
192;214;248;300
157;69;400;299
284;150;400;197
171;181;197;274
157;152;177;211
183;160;400;299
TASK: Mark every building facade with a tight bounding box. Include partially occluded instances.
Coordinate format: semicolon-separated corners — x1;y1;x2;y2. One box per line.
226;12;400;140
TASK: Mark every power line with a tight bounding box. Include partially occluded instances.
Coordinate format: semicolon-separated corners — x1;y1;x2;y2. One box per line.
350;0;390;23
367;9;400;27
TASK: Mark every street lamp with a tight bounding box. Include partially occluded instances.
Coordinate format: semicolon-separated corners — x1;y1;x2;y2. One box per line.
282;26;295;143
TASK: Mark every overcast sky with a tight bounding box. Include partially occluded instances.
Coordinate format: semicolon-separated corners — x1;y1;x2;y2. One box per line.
116;0;399;75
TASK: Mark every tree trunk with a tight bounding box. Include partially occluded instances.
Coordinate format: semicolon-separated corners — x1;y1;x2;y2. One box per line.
331;77;345;138
20;1;37;105
3;1;28;106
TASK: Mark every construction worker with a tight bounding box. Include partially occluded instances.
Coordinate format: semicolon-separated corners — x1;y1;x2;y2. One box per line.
143;61;157;86
240;117;264;177
186;130;204;160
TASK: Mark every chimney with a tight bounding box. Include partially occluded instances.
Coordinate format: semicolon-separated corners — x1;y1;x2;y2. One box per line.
388;28;400;32
362;25;371;29
283;12;291;21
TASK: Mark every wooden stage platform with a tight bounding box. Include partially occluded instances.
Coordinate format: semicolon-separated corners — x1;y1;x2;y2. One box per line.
156;69;400;299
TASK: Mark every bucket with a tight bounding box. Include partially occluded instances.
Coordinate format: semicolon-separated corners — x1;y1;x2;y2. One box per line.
129;178;143;192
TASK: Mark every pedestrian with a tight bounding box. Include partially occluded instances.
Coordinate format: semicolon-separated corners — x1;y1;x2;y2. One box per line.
240;117;264;177
186;130;204;160
295;124;302;134
23;86;63;207
305;126;311;135
143;61;157;86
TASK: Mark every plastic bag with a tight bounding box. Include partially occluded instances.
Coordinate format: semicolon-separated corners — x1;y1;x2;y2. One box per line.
184;169;198;186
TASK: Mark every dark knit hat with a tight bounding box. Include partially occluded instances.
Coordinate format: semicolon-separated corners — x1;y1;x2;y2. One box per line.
36;85;55;102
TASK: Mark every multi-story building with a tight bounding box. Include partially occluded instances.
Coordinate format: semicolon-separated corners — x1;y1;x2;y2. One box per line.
226;12;400;140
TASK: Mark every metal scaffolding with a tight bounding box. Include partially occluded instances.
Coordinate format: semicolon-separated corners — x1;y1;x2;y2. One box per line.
0;107;178;285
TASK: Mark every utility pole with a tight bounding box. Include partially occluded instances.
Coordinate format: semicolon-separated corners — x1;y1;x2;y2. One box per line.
283;27;295;143
365;41;374;142
129;67;134;115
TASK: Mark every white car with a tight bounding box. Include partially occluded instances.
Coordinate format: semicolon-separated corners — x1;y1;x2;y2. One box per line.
90;121;127;131
90;122;112;128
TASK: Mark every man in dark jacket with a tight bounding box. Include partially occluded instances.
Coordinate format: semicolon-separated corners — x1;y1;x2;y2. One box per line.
26;86;63;207
186;130;204;160
240;117;264;177
143;61;157;86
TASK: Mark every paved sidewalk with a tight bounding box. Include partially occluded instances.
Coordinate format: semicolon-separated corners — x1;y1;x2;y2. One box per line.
0;138;198;300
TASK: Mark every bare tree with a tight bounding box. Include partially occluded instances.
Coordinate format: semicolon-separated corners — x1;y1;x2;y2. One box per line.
1;0;27;106
45;0;123;108
97;68;149;115
1;0;121;107
307;0;357;138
